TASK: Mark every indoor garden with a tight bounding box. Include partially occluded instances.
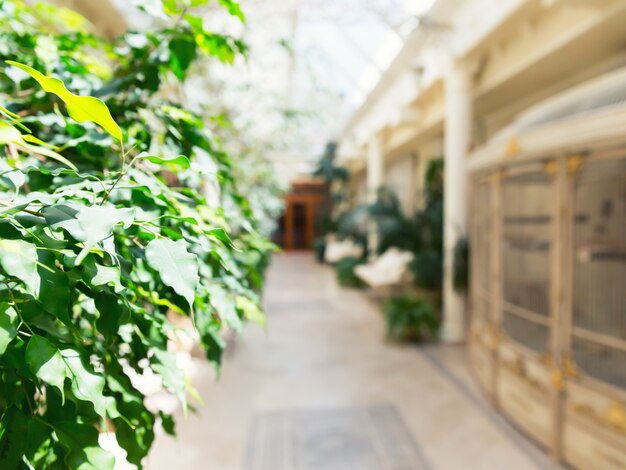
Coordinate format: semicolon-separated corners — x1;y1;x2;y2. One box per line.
1;0;624;469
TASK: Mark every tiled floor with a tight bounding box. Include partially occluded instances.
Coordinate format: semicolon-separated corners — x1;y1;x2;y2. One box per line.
146;253;560;470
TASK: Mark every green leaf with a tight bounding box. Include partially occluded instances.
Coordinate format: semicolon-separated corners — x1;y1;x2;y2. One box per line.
5;61;122;141
25;418;53;465
136;153;190;168
61;349;118;419
54;421;115;470
38;255;71;320
217;0;245;21
193;309;225;366
105;359;155;465
152;349;187;411
160;413;176;437
169;37;197;80
44;205;134;265
2;169;25;188
0;304;18;355
236;295;265;326
207;227;233;246
89;264;124;293
163;0;180;15
94;292;129;342
0;406;28;468
0;104;20;120
207;284;241;332
0;121;78;170
25;335;67;402
0;121;23;144
145;239;199;307
42;204;80;230
0;238;40;296
75;206;134;242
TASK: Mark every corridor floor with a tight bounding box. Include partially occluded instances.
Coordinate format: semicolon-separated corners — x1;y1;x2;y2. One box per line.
146;253;559;470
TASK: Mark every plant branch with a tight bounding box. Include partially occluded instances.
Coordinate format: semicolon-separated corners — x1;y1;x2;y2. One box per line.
0;200;43;217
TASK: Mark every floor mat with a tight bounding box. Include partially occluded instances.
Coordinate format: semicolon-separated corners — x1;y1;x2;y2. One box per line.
243;404;430;470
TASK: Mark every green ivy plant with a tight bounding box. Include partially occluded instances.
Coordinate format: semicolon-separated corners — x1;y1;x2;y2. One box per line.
0;0;279;468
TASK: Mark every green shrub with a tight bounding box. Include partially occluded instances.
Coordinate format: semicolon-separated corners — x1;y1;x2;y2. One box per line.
335;257;366;288
0;1;280;468
382;295;439;342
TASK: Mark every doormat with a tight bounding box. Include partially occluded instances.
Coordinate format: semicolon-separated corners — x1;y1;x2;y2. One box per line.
243;404;430;470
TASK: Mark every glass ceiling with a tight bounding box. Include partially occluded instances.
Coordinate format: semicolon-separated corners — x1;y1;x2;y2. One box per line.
110;0;437;179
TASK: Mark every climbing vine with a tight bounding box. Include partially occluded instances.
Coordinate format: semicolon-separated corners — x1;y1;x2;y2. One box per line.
0;0;278;467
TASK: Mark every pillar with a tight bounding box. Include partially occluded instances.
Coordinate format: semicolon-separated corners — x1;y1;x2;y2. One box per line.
442;57;471;342
366;133;384;259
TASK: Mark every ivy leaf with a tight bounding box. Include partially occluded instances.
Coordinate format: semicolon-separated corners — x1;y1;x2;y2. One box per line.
0;304;18;355
25;335;67;402
136;153;190;168
0;239;40;296
5;61;122;141
53;421;115;470
145;238;199;307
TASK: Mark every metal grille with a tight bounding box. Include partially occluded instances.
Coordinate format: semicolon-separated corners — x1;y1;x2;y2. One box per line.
472;176;492;327
476;178;492;295
501;168;554;352
571;156;626;389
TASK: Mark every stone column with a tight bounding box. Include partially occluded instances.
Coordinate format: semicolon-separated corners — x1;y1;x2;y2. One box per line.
366;133;384;259
442;57;471;342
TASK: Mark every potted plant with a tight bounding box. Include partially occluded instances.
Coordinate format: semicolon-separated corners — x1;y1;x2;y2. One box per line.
382;295;440;342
